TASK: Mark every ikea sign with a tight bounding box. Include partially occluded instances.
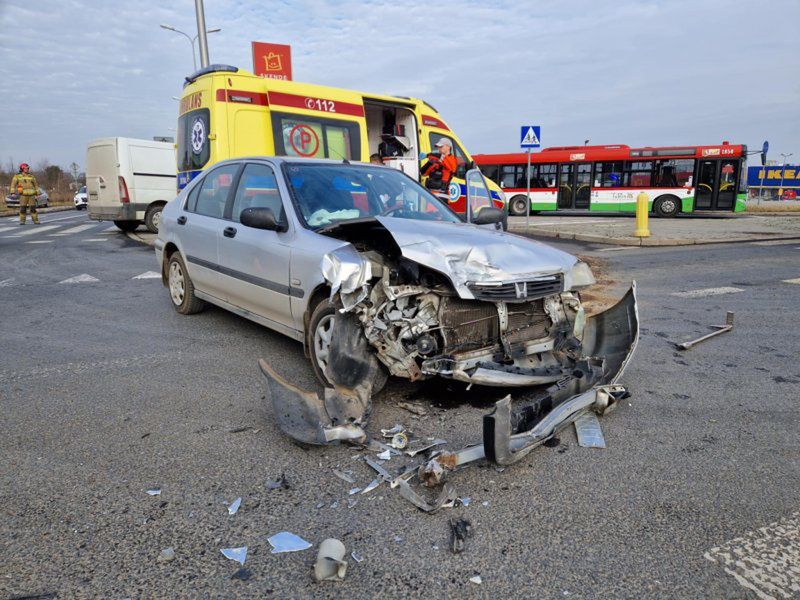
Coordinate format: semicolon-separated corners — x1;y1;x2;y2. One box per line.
747;166;800;187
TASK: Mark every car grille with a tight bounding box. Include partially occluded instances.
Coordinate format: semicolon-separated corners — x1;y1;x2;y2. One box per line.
438;297;550;354
467;274;563;303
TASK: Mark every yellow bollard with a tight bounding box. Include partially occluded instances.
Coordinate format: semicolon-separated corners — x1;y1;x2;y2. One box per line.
634;191;650;237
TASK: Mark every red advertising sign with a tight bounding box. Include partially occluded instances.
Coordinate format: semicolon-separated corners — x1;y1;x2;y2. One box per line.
252;42;292;80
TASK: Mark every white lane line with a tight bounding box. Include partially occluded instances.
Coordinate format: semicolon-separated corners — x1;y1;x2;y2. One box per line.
782;278;800;285
83;238;109;242
0;278;14;287
0;226;20;233
671;287;744;298
39;213;88;223
132;271;161;280
59;274;99;284
705;511;800;600
595;246;640;252
51;223;97;235
25;240;54;244
14;225;61;236
751;239;800;246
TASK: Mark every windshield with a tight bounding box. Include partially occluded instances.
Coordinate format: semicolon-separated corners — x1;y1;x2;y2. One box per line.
79;186;87;193
283;163;461;229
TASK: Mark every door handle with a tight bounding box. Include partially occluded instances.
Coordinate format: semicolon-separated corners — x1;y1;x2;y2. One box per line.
177;215;187;225
223;226;237;238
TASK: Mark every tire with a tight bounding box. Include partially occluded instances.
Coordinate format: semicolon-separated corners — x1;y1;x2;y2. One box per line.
167;253;206;315
114;220;140;232
145;204;164;233
508;195;529;216
307;298;387;393
654;195;680;218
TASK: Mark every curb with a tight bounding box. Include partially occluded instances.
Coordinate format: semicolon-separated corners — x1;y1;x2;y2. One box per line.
509;226;800;247
0;205;77;218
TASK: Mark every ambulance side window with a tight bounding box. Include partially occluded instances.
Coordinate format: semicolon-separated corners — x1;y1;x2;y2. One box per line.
428;133;468;179
270;113;361;161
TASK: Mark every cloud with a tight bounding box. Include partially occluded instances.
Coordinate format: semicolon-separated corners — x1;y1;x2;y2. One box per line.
0;0;797;168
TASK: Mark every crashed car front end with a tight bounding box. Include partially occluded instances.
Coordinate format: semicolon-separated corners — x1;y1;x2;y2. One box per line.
321;217;603;388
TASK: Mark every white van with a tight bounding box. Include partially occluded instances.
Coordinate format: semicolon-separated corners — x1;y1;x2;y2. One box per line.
86;138;176;232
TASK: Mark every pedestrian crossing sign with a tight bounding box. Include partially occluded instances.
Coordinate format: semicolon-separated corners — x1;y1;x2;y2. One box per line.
520;126;541;149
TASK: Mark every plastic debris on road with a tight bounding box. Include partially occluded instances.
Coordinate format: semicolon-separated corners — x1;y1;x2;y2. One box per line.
450;518;473;553
226;497;242;515
377;449;392;460
381;424;404;437
457;497;472;507
390;432;409;449
332;469;355;484
231;568;252;581
470;575;483;585
361;478;381;494
157;547;176;562
146;489;161;496
314;538;348;582
268;531;312;554
574;412;607;448
220;547;248;565
267;473;290;490
351;550;365;563
348;487;362;495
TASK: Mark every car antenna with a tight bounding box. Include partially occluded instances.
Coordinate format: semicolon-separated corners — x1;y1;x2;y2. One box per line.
327;145;350;164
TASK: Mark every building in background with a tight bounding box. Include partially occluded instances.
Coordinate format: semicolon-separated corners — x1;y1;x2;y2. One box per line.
747;165;800;200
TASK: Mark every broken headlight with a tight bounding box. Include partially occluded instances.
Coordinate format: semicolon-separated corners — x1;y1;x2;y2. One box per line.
568;261;595;290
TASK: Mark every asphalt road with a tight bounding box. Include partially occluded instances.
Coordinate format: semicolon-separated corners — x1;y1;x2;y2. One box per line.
1;211;798;599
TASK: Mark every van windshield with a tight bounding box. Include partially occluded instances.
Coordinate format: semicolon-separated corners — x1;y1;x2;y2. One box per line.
283;163;461;230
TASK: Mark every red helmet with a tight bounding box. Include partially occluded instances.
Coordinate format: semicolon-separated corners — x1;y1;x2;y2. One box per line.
19;163;29;172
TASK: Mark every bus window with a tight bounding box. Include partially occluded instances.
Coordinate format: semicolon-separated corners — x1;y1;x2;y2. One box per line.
429;133;468;178
593;161;623;187
500;165;521;189
654;158;694;187
624;161;654;187
535;163;558;188
271;113;360;160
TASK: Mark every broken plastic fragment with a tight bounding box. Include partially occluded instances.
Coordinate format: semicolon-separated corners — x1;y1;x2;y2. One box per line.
220;547;248;565
348;498;359;509
381;425;405;437
348;487;361;495
405;438;446;457
397;479;457;513
390;432;409;450
573;412;606;448
457;497;472;507
470;575;483;585
450;518;473;553
267;473;290;490
227;497;242;515
361;478;381;494
332;469;355;484
377;449;392;461
231;568;252;581
314;538;348;582
351;550;365;563
146;489;161;496
268;531;312;554
157;547;175;562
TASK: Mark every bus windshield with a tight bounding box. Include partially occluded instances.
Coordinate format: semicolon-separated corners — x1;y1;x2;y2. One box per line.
283;163;461;230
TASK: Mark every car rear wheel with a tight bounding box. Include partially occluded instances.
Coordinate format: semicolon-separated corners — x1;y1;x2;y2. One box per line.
145;204;164;233
114;220;140;232
654;195;680;218
167;253;205;315
508;195;529;216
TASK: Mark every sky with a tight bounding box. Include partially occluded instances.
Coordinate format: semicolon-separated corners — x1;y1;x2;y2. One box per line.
0;0;798;170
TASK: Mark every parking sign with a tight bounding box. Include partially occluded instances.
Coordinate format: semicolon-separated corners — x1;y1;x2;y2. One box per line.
520;126;541;149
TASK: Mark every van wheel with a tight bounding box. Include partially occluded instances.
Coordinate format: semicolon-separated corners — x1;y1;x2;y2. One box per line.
145;204;164;233
509;195;529;216
114;220;140;232
654;195;680;218
167;253;205;315
307;299;387;393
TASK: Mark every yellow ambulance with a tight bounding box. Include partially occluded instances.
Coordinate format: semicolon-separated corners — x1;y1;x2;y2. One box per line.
176;64;504;216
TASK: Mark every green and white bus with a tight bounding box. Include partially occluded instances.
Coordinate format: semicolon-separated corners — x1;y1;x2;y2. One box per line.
475;142;747;217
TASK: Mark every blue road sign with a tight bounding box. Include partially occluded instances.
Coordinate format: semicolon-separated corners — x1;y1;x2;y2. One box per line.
520;126;541;149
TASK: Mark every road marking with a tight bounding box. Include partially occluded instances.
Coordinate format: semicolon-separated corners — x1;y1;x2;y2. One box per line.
40;213;88;223
59;274;100;284
751;239;800;246
14;224;61;236
0;278;13;287
671;287;744;298
0;226;20;233
522;219;612;226
595;246;640;252
132;271;161;280
782;278;800;285
83;238;109;242
705;511;800;600
52;223;97;235
25;240;54;244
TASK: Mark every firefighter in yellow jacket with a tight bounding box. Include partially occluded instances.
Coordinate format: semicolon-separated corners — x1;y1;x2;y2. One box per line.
10;163;41;225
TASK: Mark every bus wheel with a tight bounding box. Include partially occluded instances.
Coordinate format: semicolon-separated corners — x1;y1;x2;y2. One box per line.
654;195;680;218
509;195;529;216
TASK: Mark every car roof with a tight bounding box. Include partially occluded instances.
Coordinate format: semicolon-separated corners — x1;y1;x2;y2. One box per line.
213;156;382;168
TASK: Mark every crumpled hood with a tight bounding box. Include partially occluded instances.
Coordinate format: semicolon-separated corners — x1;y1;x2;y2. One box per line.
375;216;579;299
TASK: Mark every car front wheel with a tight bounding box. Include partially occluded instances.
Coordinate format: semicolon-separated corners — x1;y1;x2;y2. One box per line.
167;253;206;315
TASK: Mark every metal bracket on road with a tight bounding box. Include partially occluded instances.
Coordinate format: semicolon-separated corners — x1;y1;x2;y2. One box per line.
676;311;734;351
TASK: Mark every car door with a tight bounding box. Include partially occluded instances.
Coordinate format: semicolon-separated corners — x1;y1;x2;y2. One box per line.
179;163;241;302
217;162;293;328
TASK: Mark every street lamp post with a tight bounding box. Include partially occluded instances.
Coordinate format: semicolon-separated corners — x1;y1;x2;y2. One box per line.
160;24;220;71
779;153;793;200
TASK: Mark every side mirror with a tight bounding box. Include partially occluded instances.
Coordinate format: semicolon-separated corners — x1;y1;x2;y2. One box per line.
240;207;285;231
471;206;504;225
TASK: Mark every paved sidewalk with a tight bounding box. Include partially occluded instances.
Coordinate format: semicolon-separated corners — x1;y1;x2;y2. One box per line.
508;213;800;246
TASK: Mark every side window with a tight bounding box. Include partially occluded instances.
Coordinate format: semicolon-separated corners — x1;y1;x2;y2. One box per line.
624;161;654;187
594;161;624;187
500;165;517;189
271;113;360;160
654;158;694;187
192;164;239;219
428;133;469;179
231;164;284;224
535;164;558;188
185;181;202;212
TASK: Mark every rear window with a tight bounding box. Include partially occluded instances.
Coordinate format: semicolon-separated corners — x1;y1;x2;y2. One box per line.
271;113;360;161
177;108;211;172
